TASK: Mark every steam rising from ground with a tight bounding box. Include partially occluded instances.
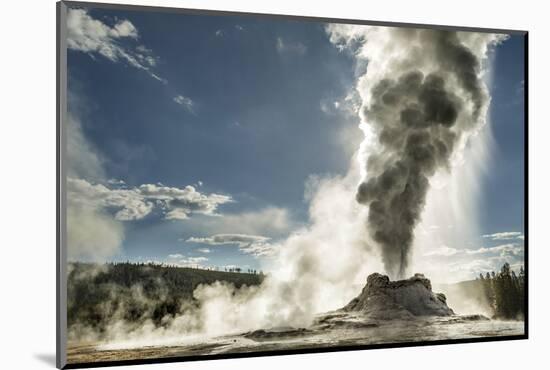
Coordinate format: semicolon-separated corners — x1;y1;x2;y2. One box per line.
66;110;126;261
69;26;506;348
71;170;383;348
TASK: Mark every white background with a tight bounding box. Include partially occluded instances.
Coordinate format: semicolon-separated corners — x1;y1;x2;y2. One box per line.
0;0;546;368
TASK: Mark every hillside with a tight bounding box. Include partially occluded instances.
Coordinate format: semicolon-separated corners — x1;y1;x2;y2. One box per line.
440;264;525;319
67;262;264;334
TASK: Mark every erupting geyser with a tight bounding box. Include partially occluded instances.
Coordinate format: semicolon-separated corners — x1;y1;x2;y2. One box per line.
327;27;506;278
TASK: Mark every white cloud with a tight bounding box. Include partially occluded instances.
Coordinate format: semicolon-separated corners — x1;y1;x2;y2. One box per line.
173;95;195;113
423;243;524;258
68;178;233;222
215;29;224;37
482;231;524;240
197;248;211;254
168;253;184;259
423;245;460;257
276;37;307;56
419;241;525;282
466;243;524;257
107;178;126;186
187;233;277;257
240;243;278;257
448;259;495;275
67;8;164;82
138;183;232;220
464;247;490;255
187;234;269;246
447;255;524;281
182;256;209;263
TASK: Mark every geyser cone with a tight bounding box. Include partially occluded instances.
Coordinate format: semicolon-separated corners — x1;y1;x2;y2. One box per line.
343;272;454;318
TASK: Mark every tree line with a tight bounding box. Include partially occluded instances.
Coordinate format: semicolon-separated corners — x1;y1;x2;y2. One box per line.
477;262;525;319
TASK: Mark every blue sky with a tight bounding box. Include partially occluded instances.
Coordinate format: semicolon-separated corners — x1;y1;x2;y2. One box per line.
482;35;525;233
65;5;525;278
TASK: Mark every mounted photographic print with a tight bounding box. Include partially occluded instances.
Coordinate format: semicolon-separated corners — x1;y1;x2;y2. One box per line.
56;1;528;368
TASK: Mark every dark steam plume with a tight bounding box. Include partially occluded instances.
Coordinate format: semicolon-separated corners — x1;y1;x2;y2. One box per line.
355;30;491;278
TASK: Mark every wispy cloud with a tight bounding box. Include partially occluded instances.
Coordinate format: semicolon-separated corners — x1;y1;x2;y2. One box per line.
186;233;277;257
421;242;525;281
466;243;524;257
320;100;341;115
214;25;243;38
423;245;460;257
448;257;524;279
424;243;524;258
482;231;524;241
173;95;195;114
67;8;165;83
182;256;209;264
187;234;269;246
276;37;307;56
448;259;496;276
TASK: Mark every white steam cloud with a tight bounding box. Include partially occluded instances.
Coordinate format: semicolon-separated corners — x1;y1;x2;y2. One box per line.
80;171;380;347
66;109;126;261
